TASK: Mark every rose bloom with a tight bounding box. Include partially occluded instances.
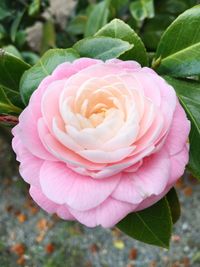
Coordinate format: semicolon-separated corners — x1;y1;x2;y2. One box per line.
12;58;190;228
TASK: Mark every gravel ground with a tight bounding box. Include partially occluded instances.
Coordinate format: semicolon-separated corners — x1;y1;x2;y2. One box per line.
0;138;200;267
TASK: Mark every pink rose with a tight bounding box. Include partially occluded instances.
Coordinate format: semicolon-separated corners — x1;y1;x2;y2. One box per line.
12;58;190;228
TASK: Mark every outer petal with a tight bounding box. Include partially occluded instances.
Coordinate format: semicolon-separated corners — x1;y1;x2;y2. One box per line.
106;59;141;69
112;148;170;204
164;102;190;156
135;146;189;212
40;161;121;211
30;186;75;220
19;107;56;161
12;134;43;187
134;186;170;212
69;197;137;228
168;145;189;185
30;186;59;213
56;205;75;220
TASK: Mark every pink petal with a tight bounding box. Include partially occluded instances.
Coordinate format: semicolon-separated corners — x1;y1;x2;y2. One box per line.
164;102;190;156
69;197;136;228
52;62;78;79
112;148;170;204
12;135;43;187
133;72;161;106
73;57;102;70
56;205;75;220
40;161;121;211
30;185;59;213
19;107;56;161
30;186;74;220
106;59;141;69
29;75;55;118
134;186;170;212
168;145;189;185
41;79;66;134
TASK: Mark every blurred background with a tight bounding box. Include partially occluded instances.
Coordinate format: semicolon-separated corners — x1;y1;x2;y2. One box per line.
0;0;200;266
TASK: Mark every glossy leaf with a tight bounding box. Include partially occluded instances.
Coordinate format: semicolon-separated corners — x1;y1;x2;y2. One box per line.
0;50;30;91
74;36;133;61
21;51;40;65
0;86;22;115
111;0;129;11
130;0;154;22
84;0;110;37
41;20;56;54
164;76;200;180
117;197;172;248
0;24;6;40
156;5;200;77
10;10;24;42
95;19;148;65
0;4;10;21
28;0;40;16
141;14;174;51
3;45;22;59
20;48;79;105
67;15;87;35
166;187;181;224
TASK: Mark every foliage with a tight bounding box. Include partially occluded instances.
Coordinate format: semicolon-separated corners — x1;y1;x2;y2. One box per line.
0;0;200;248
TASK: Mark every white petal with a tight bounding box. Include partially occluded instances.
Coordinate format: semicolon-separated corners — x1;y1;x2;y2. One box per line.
78;146;135;163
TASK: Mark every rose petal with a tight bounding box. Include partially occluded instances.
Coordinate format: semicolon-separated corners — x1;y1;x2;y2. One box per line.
112;148;170;204
164;102;190;156
40;161;121;211
30;186;59;213
69;197;136;228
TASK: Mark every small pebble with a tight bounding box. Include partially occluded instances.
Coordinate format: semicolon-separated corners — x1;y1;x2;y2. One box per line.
17;213;27;223
172;235;181;243
16;255;25;265
129;248;138;260
11;243;25;256
89;243;99;253
113;240;125;250
149;260;157;267
45;243;55;254
182;257;190;267
183;186;193;197
182;223;189;231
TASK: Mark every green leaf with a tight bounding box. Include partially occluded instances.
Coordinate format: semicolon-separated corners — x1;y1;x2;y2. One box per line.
68;15;87;35
117;197;172;248
111;0;129;11
156;5;200;77
20;48;79;105
130;0;154;22
95;19;148;65
0;50;30;91
0;24;6;40
166;187;181;224
84;0;110;37
164;76;200;180
28;0;40;16
141;14;175;51
3;45;22;59
21;51;40;65
41;20;56;54
0;87;22;115
10;10;25;42
0;4;10;21
73;36;133;61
